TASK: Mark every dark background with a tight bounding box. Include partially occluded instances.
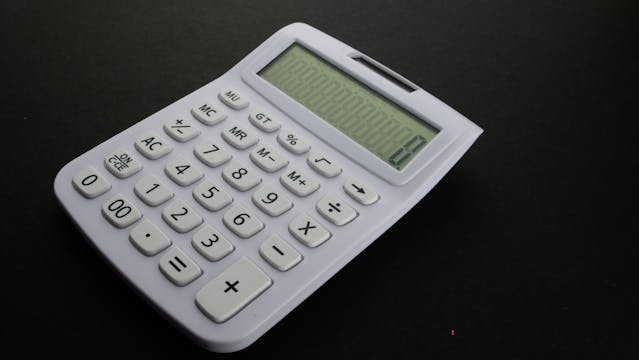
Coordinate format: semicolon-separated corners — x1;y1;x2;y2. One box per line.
3;0;638;358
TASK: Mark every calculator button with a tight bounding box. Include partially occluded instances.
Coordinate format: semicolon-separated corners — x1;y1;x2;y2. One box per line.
222;124;259;150
316;194;358;226
191;102;227;126
102;194;142;228
192;225;234;262
134;132;172;160
134;175;173;206
72;167;111;199
289;213;330;248
249;111;281;132
222;161;262;192
344;178;379;205
193;179;233;211
129;220;171;256
165;156;203;186
280;168;319;197
159;247;202;287
218;88;249;110
104;148;143;179
249;145;288;173
194;139;231;167
307;152;342;178
252;186;293;217
222;204;264;239
195;257;271;323
259;234;302;271
277;130;310;154
162;199;203;233
164;117;201;142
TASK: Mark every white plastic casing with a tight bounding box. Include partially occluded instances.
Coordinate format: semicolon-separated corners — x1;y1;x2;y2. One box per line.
54;23;482;352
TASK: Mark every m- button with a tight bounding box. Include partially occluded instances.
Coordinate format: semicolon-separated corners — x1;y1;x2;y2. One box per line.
196;257;272;323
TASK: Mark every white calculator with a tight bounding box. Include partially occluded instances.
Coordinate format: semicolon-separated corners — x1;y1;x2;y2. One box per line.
54;23;482;352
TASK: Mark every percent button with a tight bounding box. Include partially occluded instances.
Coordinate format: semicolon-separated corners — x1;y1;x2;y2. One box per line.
277;130;310;155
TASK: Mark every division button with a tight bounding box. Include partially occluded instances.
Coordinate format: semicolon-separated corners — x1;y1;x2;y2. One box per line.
259;234;302;271
159;247;202;287
218;88;249;110
288;213;330;248
72;167;111;199
316;194;357;226
191;102;227;126
195;257;272;323
129;220;171;256
343;178;379;205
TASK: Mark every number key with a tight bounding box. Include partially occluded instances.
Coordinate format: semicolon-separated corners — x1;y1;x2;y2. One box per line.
192;225;234;261
194;139;231;167
102;194;142;228
252;186;293;217
193;179;233;211
222;204;264;239
162;199;203;233
165;156;203;186
72;167;111;199
222;161;261;192
134;175;173;206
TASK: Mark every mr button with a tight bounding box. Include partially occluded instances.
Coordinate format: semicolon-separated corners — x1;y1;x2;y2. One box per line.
196;257;272;323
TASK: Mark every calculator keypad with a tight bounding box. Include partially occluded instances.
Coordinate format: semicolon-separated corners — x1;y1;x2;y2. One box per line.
134;175;174;207
159;247;202;286
102;194;142;228
162;199;203;233
72;167;111;199
72;86;383;325
196;257;271;323
223;204;264;239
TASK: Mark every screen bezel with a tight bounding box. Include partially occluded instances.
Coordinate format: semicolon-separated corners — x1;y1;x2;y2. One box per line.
241;36;461;185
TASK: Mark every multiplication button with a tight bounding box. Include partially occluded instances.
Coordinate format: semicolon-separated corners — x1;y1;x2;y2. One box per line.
289;213;330;248
196;257;272;323
316;194;357;226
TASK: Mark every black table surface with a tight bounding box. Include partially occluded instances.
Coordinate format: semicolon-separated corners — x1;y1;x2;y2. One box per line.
3;0;638;358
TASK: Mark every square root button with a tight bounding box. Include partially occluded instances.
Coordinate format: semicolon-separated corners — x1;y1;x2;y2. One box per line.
195;257;272;323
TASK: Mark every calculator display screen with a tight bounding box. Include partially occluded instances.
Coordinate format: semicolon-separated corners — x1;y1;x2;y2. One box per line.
258;43;439;171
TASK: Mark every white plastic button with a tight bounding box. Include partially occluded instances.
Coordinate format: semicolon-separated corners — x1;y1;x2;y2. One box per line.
343;178;379;205
194;139;231;167
159;247;202;286
192;225;234;262
289;213;330;248
316;194;358;226
222;161;261;192
222;204;264;239
249;111;281;132
222;124;259;150
249;145;288;173
196;257;272;323
72;167;111;199
129;220;171;256
259;234;302;271
307;152;342;178
252;186;293;217
277;130;310;154
218;88;249;110
193;179;233;211
162;199;203;233
191;102;227;126
280;168;319;197
104;148;143;179
164;117;201;142
165;156;203;187
134;132;172;160
102;194;142;229
134;175;173;207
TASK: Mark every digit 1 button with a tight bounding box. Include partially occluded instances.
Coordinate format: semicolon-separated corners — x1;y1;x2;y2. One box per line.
159;247;202;286
316;194;358;226
222;204;264;239
102;194;142;228
259;234;302;271
134;175;174;207
196;257;272;323
192;225;234;262
343;178;379;205
72;167;111;199
288;213;330;248
134;132;172;160
129;220;171;256
162;199;203;233
307;152;342;178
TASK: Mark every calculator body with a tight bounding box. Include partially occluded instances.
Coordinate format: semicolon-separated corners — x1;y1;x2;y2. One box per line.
54;23;482;352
